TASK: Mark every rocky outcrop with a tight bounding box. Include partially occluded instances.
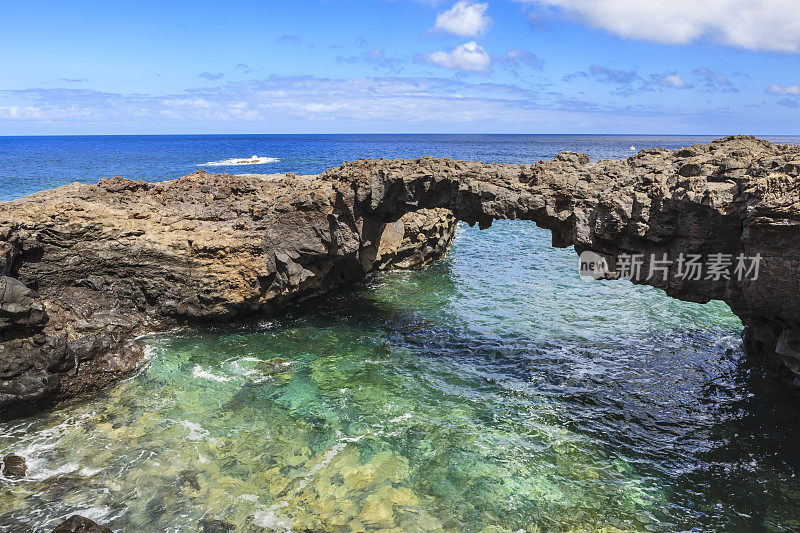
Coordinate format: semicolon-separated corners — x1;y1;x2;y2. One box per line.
375;208;457;270
0;169;455;419
322;136;800;379
2;453;27;478
0;136;798;418
51;515;113;533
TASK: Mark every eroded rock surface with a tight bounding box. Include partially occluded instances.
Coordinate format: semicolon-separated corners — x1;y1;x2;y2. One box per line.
1;136;798;418
0;169;455;419
375;208;457;270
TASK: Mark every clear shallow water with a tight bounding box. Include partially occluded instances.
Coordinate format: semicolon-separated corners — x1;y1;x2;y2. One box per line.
1;135;800;531
1;223;799;532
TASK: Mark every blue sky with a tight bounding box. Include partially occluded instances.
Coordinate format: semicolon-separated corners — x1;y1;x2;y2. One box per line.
1;0;799;134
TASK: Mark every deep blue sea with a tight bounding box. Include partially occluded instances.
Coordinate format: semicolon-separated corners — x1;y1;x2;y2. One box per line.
4;134;800;201
2;135;800;532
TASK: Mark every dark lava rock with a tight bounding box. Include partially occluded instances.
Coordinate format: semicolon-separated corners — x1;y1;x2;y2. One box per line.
51;515;113;533
2;453;27;478
2;135;800;418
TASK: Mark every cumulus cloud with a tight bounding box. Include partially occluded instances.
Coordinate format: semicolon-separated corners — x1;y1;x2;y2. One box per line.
426;41;491;72
433;1;491;37
199;72;224;81
517;0;800;53
653;72;690;89
766;83;800;95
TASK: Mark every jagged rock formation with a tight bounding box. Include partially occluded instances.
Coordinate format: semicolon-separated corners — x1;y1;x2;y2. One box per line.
1;136;798;419
374;208;457;270
0;167;456;420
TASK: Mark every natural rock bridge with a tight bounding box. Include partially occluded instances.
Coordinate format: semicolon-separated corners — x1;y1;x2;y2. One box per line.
1;136;799;419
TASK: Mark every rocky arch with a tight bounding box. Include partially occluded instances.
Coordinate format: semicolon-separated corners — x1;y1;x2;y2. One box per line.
329;137;799;379
1;136;798;418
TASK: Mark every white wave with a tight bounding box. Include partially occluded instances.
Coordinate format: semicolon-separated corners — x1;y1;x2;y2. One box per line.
192;365;233;383
716;335;743;351
75;505;114;524
25;460;81;481
199;155;279;167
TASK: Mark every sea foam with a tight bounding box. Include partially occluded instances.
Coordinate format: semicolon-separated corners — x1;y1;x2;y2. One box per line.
199;155;279;167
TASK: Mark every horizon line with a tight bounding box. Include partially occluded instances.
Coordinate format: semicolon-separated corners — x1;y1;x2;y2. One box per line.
2;132;799;138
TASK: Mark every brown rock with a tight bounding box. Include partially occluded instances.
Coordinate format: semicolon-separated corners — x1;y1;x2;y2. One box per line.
1;135;800;418
374;208;457;270
52;515;113;533
2;453;26;478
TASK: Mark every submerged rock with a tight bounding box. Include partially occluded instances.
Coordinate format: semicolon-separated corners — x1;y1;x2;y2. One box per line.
2;453;26;478
256;358;292;376
51;515;113;532
2;136;800;418
176;469;201;492
199;518;236;532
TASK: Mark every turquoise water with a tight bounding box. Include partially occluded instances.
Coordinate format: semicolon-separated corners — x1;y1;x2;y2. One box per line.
2;135;800;531
2;221;799;532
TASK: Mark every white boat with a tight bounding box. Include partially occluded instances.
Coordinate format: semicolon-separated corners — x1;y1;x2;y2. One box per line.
629;146;636;151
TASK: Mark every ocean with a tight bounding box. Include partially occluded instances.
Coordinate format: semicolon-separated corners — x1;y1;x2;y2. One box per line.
1;135;799;531
4;133;799;201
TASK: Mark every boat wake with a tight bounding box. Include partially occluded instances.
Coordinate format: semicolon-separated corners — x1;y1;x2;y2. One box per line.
199;155;279;167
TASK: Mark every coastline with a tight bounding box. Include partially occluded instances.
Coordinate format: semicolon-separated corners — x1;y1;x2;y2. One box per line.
2;136;800;421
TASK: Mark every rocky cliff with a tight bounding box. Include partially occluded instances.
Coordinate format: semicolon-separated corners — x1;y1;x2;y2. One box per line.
0;170;456;420
1;136;798;419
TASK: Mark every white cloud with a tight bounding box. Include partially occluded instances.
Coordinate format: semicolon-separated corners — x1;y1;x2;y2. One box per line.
519;0;800;53
426;41;491;72
433;1;491;37
692;67;732;88
654;72;690;89
0;106;45;119
766;83;800;95
505;49;543;69
3;76;793;134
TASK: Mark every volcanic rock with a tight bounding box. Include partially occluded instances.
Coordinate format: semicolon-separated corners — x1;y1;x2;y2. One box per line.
2;453;26;478
1;136;799;418
51;515;113;533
